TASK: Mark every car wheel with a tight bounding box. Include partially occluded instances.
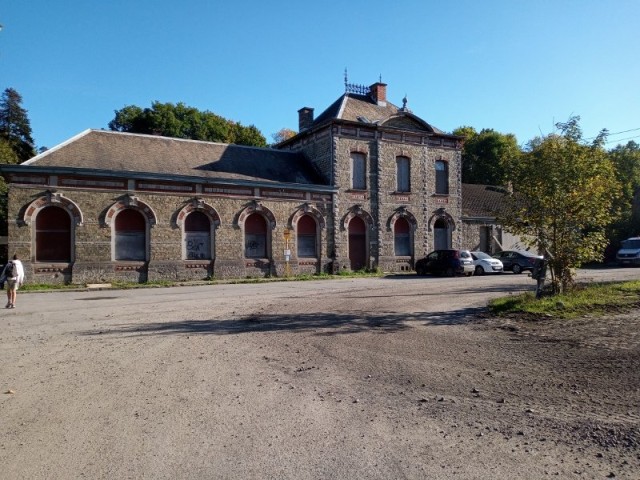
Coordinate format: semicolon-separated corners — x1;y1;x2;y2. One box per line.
445;267;455;277
512;264;522;274
475;265;485;276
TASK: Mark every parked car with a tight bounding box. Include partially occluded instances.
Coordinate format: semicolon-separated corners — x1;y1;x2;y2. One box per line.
616;237;640;266
470;251;503;275
492;250;542;274
415;249;474;277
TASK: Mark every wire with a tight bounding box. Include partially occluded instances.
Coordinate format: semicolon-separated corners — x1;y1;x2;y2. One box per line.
604;134;640;145
585;127;640;141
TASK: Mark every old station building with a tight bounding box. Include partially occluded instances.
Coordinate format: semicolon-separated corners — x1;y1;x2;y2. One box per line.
0;80;489;284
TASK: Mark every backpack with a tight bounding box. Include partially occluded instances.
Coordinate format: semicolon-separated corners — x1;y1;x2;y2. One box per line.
6;261;18;278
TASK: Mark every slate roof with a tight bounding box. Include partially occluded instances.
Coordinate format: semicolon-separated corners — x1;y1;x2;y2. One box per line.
312;93;444;133
461;183;510;218
22;130;327;186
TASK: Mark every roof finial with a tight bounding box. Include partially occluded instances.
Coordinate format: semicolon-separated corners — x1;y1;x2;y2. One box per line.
403;95;408;109
344;68;348;88
379;74;382;83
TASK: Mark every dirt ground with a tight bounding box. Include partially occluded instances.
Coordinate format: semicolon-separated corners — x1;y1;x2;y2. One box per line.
1;270;638;479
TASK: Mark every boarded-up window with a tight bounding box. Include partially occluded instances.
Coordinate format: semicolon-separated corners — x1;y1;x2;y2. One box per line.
245;213;267;258
396;156;410;192
297;214;317;257
115;209;146;261
351;152;366;190
394;217;411;256
184;211;211;260
435;160;449;194
36;206;71;262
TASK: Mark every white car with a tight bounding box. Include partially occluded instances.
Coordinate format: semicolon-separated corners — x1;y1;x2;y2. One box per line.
470;251;504;275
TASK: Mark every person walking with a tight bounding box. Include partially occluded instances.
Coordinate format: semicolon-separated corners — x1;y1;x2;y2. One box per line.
2;254;25;309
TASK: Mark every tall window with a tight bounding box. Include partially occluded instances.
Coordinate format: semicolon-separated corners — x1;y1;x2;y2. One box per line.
396;156;410;192
36;206;71;262
394;217;411;256
115;209;146;261
435;160;449;194
184;211;211;260
245;213;267;258
351;152;366;190
297;214;317;258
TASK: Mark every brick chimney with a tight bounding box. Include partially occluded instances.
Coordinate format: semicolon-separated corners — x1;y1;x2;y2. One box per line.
369;82;387;106
298;107;314;131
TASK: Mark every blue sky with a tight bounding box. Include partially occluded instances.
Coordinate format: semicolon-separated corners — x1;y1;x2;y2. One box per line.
2;0;639;150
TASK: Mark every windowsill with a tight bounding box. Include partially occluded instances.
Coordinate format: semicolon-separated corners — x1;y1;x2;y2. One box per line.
432;193;450;197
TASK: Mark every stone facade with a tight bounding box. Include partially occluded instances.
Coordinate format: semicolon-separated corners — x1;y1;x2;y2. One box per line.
1;81;478;285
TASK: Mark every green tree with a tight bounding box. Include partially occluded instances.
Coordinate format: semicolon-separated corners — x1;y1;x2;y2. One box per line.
0;87;36;162
607;140;640;245
108;101;266;147
500;117;620;293
453;126;521;185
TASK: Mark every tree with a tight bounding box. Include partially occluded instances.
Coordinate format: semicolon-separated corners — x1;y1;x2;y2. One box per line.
0;87;36;162
500;117;620;293
271;128;297;144
453;126;521;185
108;101;267;147
607;140;640;246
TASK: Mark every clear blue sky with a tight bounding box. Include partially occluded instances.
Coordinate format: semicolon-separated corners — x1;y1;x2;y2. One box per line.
2;0;639;150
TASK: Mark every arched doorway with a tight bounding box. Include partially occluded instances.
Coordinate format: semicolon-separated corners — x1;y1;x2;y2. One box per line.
434;218;451;250
348;216;367;270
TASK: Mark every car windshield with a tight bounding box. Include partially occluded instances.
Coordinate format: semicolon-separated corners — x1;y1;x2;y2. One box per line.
621;239;640;249
472;252;491;260
460;251;471;258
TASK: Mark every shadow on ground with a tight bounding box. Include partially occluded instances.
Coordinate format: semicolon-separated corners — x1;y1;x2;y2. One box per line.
80;306;488;338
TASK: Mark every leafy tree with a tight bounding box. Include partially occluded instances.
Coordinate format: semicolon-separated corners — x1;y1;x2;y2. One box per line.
0;87;36;162
271;128;297;144
500;117;620;293
109;101;266;147
607;140;640;245
453;126;521;185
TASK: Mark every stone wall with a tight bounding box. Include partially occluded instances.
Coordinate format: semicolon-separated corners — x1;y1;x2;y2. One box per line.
7;184;332;284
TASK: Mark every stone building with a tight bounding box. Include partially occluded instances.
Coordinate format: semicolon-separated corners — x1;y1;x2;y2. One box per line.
0;80;471;284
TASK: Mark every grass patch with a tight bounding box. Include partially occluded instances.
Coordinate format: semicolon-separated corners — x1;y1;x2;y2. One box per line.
489;280;640;318
20;283;83;291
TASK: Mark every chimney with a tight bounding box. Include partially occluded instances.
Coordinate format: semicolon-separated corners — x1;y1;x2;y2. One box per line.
298;107;314;132
369;82;387;106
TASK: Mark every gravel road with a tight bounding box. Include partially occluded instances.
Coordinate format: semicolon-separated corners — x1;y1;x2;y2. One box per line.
1;268;638;479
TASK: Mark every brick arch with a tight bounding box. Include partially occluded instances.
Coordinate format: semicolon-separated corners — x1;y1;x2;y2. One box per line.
104;194;157;228
237;201;276;230
341;205;374;231
428;209;456;231
23;191;83;226
176;198;221;229
386;207;417;232
289;203;325;230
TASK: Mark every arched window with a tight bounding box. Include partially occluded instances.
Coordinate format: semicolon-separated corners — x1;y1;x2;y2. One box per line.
435;160;449;194
245;213;267;258
184;211;211;260
394;217;411;256
115;209;146;261
396;156;410;193
35;206;71;262
351;152;366;190
297;214;317;257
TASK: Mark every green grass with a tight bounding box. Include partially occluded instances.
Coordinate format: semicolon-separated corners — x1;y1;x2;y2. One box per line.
489;280;640;318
